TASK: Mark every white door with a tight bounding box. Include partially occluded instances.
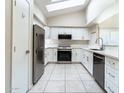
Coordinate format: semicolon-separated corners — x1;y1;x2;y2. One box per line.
12;0;30;93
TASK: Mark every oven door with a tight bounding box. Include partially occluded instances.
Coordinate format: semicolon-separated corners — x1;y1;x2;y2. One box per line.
57;49;72;61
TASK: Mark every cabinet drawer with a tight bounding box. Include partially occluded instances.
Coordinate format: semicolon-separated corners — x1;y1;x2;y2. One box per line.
106;67;119;86
106;57;119;70
105;81;119;93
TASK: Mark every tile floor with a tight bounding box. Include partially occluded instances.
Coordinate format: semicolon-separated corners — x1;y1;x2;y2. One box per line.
28;63;105;93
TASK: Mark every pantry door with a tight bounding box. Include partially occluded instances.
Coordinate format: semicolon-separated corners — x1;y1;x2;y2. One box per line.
12;0;30;93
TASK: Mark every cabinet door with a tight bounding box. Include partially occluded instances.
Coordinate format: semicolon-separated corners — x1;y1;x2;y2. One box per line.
82;50;87;67
88;52;93;75
99;29;110;45
44;49;48;65
72;28;83;40
53;49;57;62
82;28;89;40
50;28;58;39
72;49;77;62
47;49;54;62
82;50;85;64
12;0;30;92
110;31;119;45
76;49;82;62
105;57;119;93
72;49;82;62
82;50;93;75
44;26;50;39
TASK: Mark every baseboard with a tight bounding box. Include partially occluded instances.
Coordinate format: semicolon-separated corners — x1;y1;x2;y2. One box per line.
80;62;94;78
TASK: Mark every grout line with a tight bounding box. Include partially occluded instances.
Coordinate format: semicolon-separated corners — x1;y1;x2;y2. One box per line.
42;64;56;92
74;64;88;93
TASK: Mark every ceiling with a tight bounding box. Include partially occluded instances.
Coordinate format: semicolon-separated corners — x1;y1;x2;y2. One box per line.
34;0;90;18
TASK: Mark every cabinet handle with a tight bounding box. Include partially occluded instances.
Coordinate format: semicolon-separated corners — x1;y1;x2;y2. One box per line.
26;50;30;54
108;86;114;93
108;73;115;78
112;62;115;65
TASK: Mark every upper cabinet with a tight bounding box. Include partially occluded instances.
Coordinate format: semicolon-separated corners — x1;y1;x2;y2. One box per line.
44;26;50;39
72;28;89;40
49;27;89;40
50;28;58;39
99;14;119;46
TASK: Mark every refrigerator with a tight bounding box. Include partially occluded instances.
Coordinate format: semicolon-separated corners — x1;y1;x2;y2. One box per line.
33;24;45;84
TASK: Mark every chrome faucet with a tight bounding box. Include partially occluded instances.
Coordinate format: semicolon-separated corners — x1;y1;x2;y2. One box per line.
95;37;104;50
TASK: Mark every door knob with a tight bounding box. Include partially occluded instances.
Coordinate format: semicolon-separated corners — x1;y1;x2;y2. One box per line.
26;50;30;54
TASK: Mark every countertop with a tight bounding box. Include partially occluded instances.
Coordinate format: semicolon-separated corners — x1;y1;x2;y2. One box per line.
82;48;119;60
45;47;82;49
45;46;119;60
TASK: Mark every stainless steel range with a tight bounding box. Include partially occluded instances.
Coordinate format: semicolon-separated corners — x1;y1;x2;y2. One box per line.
57;47;72;62
57;34;72;63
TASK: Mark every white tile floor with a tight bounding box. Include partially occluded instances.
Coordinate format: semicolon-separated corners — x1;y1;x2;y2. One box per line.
28;63;105;93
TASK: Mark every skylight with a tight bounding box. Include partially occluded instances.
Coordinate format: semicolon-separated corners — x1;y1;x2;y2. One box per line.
51;0;65;2
46;0;86;12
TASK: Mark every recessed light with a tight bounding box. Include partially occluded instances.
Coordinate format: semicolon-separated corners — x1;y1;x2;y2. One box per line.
46;0;86;12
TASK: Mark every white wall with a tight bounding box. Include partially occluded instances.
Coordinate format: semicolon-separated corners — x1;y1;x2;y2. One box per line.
99;14;119;28
86;0;117;24
47;11;86;27
88;25;99;45
33;15;44;28
96;2;118;24
99;14;119;45
33;4;47;26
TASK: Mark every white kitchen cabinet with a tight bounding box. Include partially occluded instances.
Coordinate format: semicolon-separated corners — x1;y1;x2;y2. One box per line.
50;27;72;39
50;28;58;39
105;57;119;93
46;48;57;62
44;26;50;39
72;28;89;40
82;29;90;40
99;28;119;45
72;49;82;62
44;49;49;65
110;31;119;45
72;28;83;40
82;50;93;75
58;28;72;34
53;49;57;62
49;27;89;40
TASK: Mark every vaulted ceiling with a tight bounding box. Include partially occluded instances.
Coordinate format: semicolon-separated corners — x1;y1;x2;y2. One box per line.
34;0;90;18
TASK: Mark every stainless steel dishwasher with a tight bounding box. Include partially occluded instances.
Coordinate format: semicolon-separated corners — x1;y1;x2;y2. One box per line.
93;53;105;89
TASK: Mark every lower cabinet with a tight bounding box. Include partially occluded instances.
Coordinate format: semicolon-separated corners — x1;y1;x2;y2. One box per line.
82;49;93;75
44;49;48;65
45;48;57;64
105;57;119;93
81;50;119;93
72;48;82;62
